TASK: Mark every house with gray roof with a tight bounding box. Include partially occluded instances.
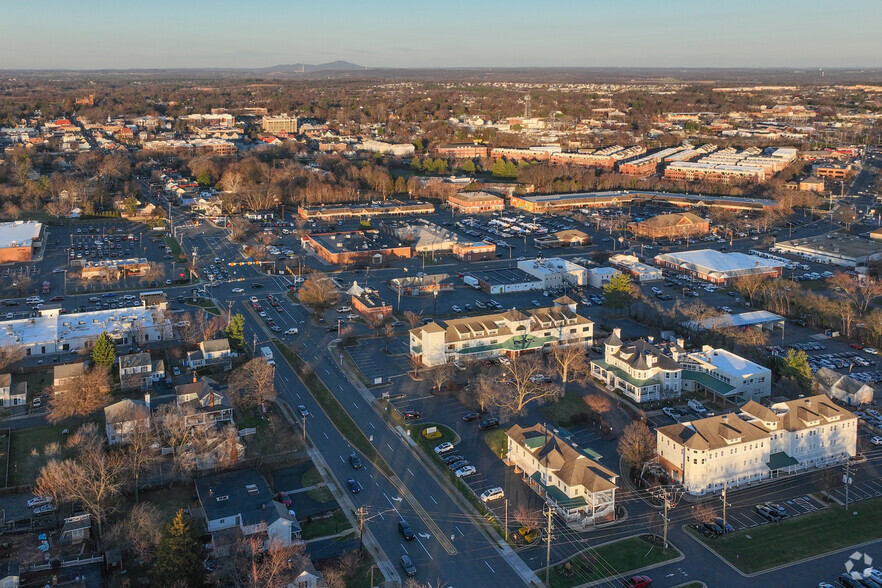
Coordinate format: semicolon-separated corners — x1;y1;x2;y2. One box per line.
119;352;165;390
185;338;233;370
590;328;682;402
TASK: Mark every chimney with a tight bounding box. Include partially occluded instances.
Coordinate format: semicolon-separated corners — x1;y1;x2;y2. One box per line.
676;337;685;348
805;398;811;406
613;328;622;338
210;389;215;407
192;372;197;383
647;336;654;344
144;393;151;411
722;415;728;422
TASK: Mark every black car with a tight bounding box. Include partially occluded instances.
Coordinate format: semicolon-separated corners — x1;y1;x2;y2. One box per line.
251;283;264;288
713;518;734;533
479;417;500;430
703;521;724;535
838;573;863;588
325;327;337;333
349;453;362;469
441;454;464;465
448;459;470;471
462;412;480;422
400;554;417;577
404;411;421;421
398;520;415;540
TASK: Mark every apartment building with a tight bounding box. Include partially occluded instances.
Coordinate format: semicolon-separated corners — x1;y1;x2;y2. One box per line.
448;191;505;214
507;424;617;526
434;143;488;158
590;329;682;403
656;395;857;495
679;346;771;403
260;114;298;134
490;147;553;162
410;300;593;367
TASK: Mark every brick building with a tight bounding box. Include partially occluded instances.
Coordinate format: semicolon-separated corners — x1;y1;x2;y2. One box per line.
352;292;393;322
452;241;496;261
302;231;413;265
435;143;488;158
627;212;710;239
448;191;505;214
0;221;43;263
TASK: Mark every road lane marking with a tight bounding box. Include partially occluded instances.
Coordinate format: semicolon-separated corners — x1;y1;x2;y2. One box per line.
339;456;344;463
430;495;437;505
323;432;329;439
455;525;464;537
415;536;433;559
406;468;414;477
485;562;495;573
369;422;375;429
387;443;394;451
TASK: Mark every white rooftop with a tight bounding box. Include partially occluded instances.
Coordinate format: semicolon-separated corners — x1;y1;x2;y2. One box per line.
687;348;768;378
0;306;166;349
656;249;784;276
0;221;42;249
517;257;585;276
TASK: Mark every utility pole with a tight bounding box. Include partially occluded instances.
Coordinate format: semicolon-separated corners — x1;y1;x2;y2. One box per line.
545;505;553;587
302;412;307;442
844;459;853;511
651;486;684;549
504;499;509;541
721;482;729;530
358;506;365;551
252;332;257;354
227;300;233;328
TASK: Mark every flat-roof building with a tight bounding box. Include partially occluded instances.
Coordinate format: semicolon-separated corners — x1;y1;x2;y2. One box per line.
298;200;434;221
509;190;777;214
773;235;882;270
435;143;488;159
303;231;413;265
471;268;543;294
260;114;298;134
654;249;784;285
448;191;505;214
517;257;589;288
627;212;709;240
680;346;771;403
0;221;44;263
609;254;664;282
587;267;620;289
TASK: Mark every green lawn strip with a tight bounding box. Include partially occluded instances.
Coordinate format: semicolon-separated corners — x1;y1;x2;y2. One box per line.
272;340;393;478
0;434;9;487
9;424;69;486
307;485;334;503
686;498;882;574
302;466;322;487
165;236;185;260
410;423;461;455
300;509;352;540
344;556;382;588
483;427;510;460
546;536;681;588
539;391;595;427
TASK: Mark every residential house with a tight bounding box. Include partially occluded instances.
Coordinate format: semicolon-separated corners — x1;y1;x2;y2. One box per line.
0;561;19;588
813;367;874;406
590;329;682;403
289;562;327;588
410;300;593;367
175;377;234;427
507;424;617;527
185;338;233;370
59;513;91;545
195;469;301;556
119;352;165;390
0;373;26;407
103;398;150;445
656;395;857;495
52;362;85;393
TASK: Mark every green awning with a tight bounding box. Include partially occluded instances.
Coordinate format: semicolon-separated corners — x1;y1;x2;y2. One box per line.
766;451;799;471
529;472;588;508
682;370;736;395
458;335;557;355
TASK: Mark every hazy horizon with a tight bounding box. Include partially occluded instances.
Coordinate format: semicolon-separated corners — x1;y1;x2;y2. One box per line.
2;0;880;70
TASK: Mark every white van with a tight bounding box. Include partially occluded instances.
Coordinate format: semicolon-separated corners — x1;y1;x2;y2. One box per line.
284;328;299;335
687;399;708;415
480;487;505;503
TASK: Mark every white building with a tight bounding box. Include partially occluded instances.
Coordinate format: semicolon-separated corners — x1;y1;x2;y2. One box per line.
587;266;620;289
590;328;682;403
654;249;784;285
609;254;664;282
0;307;172;358
119;352;165;390
0;373;26;407
507;424;617;527
104;398;150;445
679;346;771;403
410;299;592;367
359;139;415;157
185;338;233;370
657;395;857;495
517;257;589;288
813;367;874;406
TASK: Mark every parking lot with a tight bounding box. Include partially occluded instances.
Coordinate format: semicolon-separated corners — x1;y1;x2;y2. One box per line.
346;338;411;383
721;494;826;533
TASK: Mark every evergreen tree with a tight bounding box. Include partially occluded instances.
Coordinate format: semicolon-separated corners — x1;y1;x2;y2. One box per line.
780;349;812;389
435;158;449;173
151;510;205;587
491;158;508;177
503;160;519;178
226;313;245;348
602;272;634;311
461;159;476;174
394;176;407;194
91;332;116;368
410;158;423;173
196;169;212;186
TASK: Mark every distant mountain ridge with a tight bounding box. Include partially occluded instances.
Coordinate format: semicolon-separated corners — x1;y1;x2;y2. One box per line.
262;61;366;73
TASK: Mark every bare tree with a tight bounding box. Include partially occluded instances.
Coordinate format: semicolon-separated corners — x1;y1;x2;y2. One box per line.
139;261;165;283
474;374;503;413
549;344;590;385
693;503;717;524
381;322;396;352
410;354;422;378
428;363;454;393
154;403;207;480
122;409;160;503
228;357;276;410
513;506;543;531
617;421;656;469
216;536;305;588
47;366;112;424
0;346;25;372
828;272;882;316
403;310;423;329
584;393;612;418
106;502;163;564
492;356;561;417
35;424;127;539
298;272;340;316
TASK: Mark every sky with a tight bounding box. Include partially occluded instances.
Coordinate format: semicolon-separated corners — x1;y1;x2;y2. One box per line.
1;0;880;70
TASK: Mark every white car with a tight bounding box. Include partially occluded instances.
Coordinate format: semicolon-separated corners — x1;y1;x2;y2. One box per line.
27;496;53;508
434;442;454;454
451;305;462;313
285;328;299;335
34;504;57;515
250;296;259;302
455;465;477;478
336;306;352;313
864;347;878;355
123;295;136;300
232;288;244;293
871;436;882;446
499;357;511;365
480;487;505;503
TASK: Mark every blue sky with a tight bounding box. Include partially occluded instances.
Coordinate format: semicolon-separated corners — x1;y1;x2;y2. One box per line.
1;0;879;69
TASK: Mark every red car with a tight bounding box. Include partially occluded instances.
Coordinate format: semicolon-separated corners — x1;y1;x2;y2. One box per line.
49;296;64;302
850;343;864;350
276;491;291;507
622;576;652;588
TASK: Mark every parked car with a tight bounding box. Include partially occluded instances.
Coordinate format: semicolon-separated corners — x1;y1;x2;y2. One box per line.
462;412;480;422
480;487;505;503
276;492;292;507
398;520;415;540
400;554;417;577
34;504;57;515
172;366;181;376
441;454;464;465
837;574;863;588
703;521;724;535
404;411;422;421
713;517;734;533
448;460;470;471
347;479;362;493
27;496;53;508
479;417;499;430
622;576;652;588
870;436;882;446
761;502;787;518
434;442;454;454
755;504;782;521
232;288;244;293
349;453;363;469
455;465;477;478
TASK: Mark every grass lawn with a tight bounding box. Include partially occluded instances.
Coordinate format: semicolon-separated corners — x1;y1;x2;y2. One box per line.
546;536;680;588
345;556;382;588
539;392;592;427
9;424;70;486
483;427;510;460
411;423;460;456
273;340;392;477
688;498;882;574
300;509;352;540
120;484;198;530
165;236;185;260
21;371;52;399
190;299;220;315
307;485;334;503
